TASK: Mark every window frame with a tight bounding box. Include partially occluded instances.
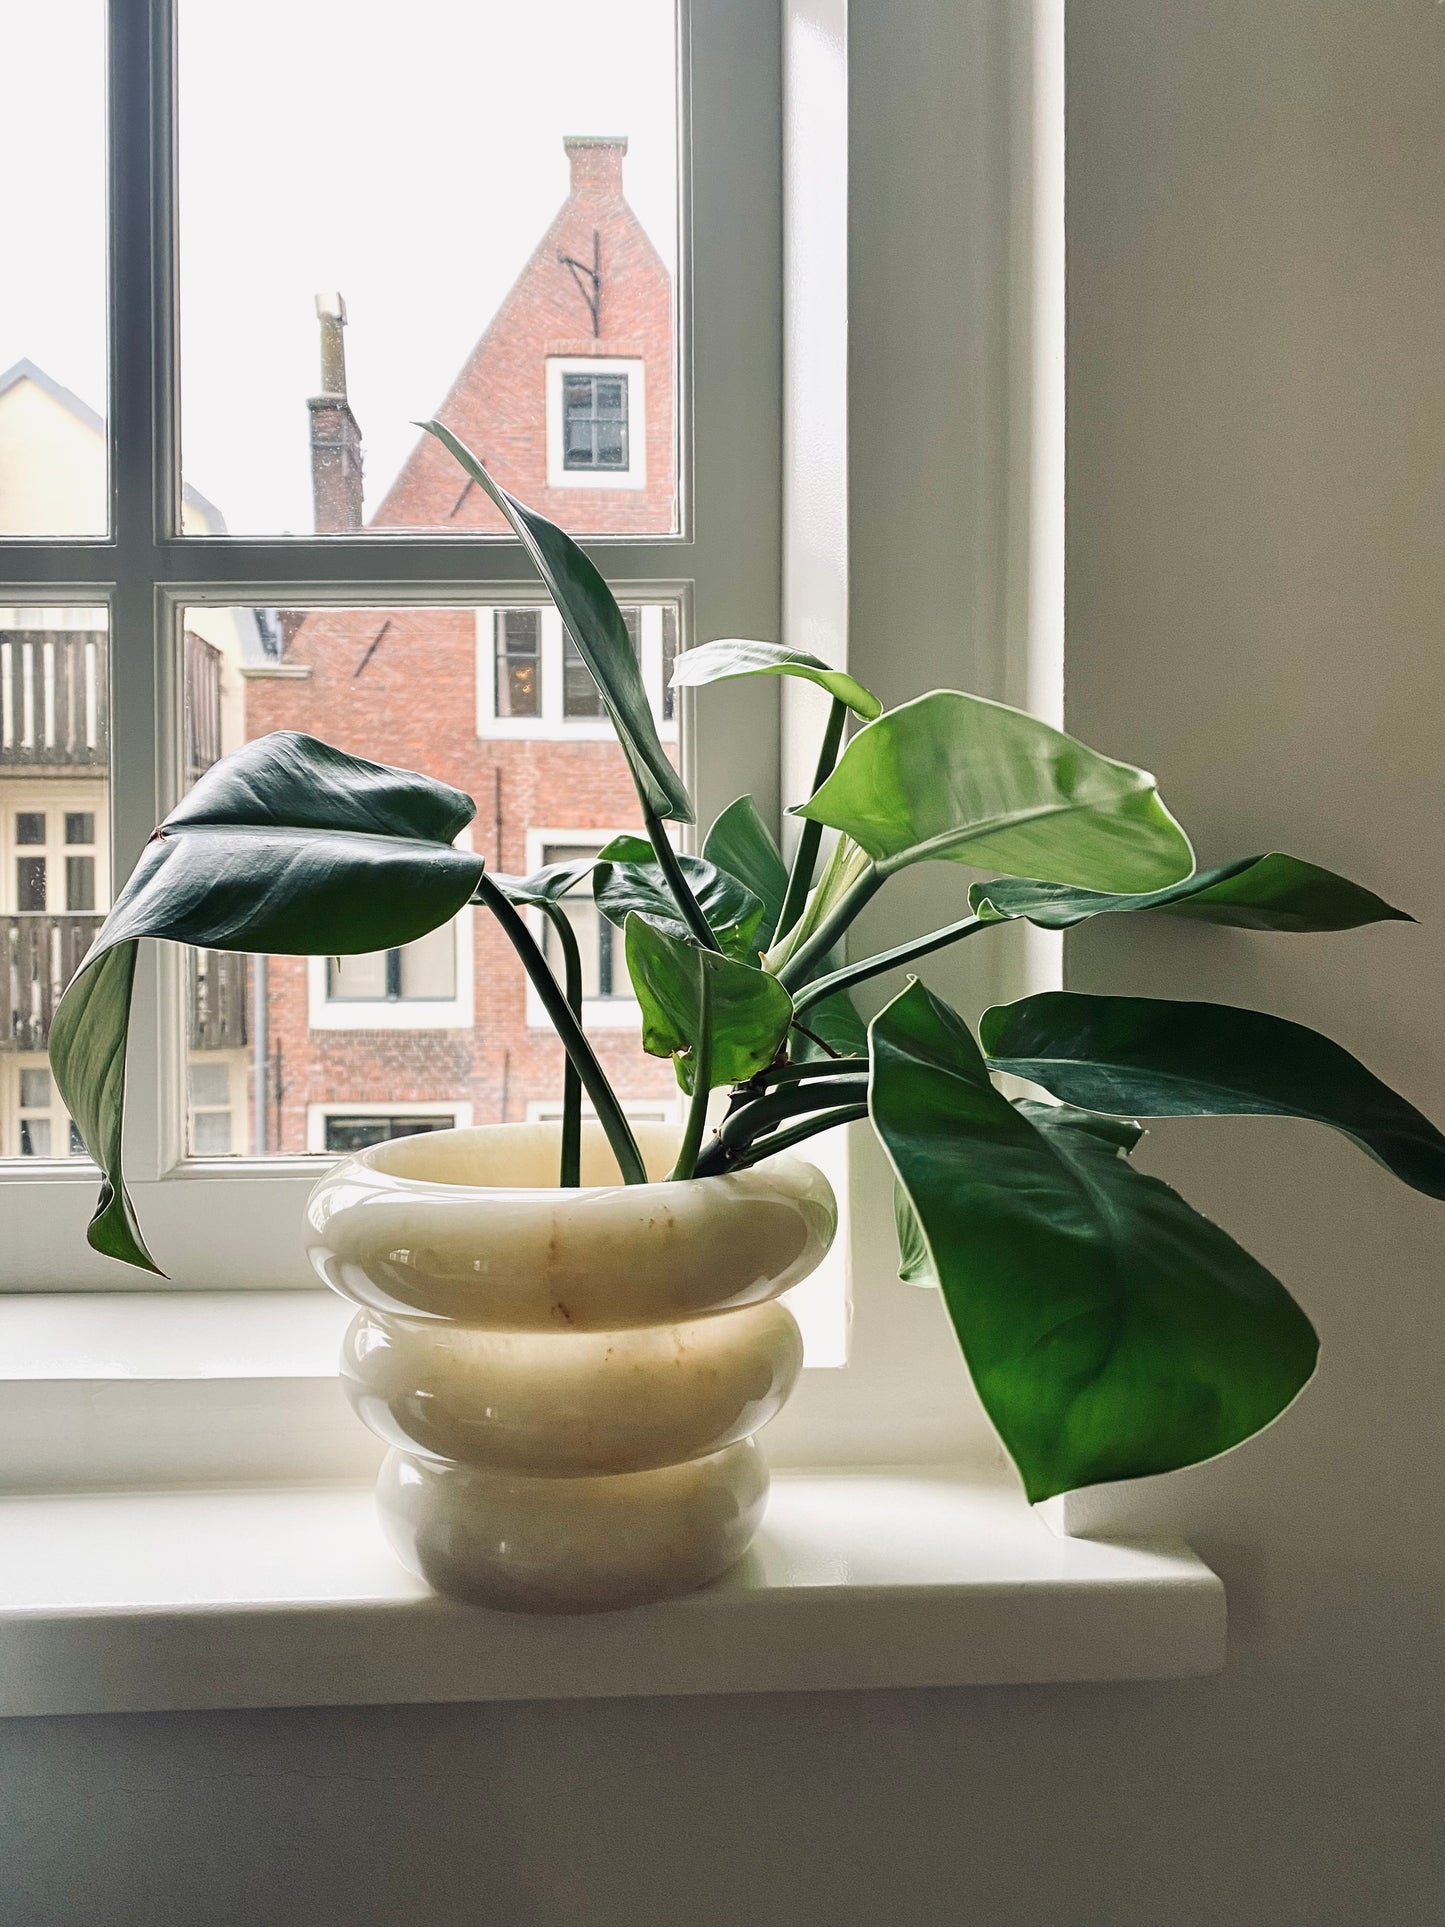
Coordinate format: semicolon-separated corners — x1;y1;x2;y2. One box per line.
0;0;784;1295
547;357;647;490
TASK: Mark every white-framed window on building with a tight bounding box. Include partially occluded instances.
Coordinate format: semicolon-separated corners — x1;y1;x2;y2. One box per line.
545;357;646;491
524;829;640;1032
477;602;677;740
307;913;473;1033
4;1059;84;1160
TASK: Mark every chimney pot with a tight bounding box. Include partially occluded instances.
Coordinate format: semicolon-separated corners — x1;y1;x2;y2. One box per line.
564;135;628;196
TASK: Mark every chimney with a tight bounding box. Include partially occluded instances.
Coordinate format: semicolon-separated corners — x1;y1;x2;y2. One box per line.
564;135;628;197
308;292;363;533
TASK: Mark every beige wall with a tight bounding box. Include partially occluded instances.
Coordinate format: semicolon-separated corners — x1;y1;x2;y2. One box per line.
1;7;1441;1923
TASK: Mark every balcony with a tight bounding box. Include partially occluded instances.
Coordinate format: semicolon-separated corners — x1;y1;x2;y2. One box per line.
3;916;247;1054
0;632;109;770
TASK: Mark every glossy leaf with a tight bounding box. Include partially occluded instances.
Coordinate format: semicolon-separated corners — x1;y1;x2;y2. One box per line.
50;733;485;1273
595;852;765;963
981;992;1445;1200
671;638;882;721
624;913;793;1092
798;690;1194;893
970;853;1411;932
489;858;598;909
421;419;693;823
703;797;789;948
793;986;869;1062
894;1182;934;1284
870;981;1319;1502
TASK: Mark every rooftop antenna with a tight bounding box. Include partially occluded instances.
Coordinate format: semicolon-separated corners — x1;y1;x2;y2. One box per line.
558;230;602;337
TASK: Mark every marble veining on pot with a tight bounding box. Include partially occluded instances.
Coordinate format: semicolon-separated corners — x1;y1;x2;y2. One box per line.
305;1120;837;1613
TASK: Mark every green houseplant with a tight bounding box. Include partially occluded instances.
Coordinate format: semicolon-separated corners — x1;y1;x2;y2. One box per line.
51;422;1445;1524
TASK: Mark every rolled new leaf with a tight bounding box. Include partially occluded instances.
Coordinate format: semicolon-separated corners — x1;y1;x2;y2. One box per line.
624;913;793;1092
798;690;1194;894
870;980;1319;1502
50;733;485;1273
670;638;882;721
703;797;789;949
595;851;765;964
970;853;1412;932
980;991;1445;1200
420;419;693;825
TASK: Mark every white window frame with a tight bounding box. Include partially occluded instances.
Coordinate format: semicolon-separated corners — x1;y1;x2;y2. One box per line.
474;601;679;742
304;1100;474;1155
545;357;648;491
0;0;1067;1496
305;906;475;1033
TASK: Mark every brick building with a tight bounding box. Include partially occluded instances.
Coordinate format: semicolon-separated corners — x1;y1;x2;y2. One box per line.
241;135;679;1154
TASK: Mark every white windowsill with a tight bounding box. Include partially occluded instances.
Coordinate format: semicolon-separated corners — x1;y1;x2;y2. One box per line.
0;1472;1223;1718
0;1294;1225;1715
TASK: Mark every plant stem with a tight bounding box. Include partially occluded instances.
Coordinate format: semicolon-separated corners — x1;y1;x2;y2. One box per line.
669;961;713;1181
642;803;721;952
541;904;584;1186
792;913;989;1013
474;875;647;1185
775;696;848;943
745;1057;867;1090
717;1075;870;1152
694;1103;869;1178
776;865;884;992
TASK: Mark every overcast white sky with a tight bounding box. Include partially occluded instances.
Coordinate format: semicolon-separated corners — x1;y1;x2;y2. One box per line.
1;0;676;533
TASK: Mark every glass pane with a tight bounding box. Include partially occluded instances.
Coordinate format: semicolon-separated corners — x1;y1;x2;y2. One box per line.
0;0;107;536
183;602;682;1155
178;1;678;536
0;609;109;1160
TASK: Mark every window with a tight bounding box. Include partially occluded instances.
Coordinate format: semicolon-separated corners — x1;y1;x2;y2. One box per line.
495;610;542;719
323;1113;459;1154
326;924;458;1004
545;357;647;491
0;0;785;1307
306;1101;473;1154
562;372;629;471
481;602;672;738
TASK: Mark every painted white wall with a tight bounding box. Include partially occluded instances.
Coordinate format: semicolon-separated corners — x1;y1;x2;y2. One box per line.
1;6;1442;1924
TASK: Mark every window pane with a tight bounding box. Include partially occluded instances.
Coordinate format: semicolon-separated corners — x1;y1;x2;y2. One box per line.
562;635;606;719
495;610;542;719
184;603;681;1156
178;1;678;536
324;1115;456;1155
0;0;107;536
191;1110;233;1157
0;609;109;1160
19;1119;51;1159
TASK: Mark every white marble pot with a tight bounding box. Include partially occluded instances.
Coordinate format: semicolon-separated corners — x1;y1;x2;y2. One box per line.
304;1121;837;1613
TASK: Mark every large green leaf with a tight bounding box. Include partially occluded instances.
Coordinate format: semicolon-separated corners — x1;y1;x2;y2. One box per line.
489;858;599;909
793;986;869;1062
981;992;1445;1201
797;690;1194;892
595;852;765;964
970;853;1411;932
421;419;693;824
870;981;1319;1501
703;797;788;948
624;914;793;1092
50;733;485;1273
670;639;882;721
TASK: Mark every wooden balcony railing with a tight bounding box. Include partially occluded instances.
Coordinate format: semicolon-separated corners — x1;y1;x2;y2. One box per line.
0;632;109;769
2;916;247;1053
2;914;102;1052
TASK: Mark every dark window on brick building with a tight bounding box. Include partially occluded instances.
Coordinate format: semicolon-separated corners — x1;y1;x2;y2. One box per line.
326;924;457;1002
324;1114;456;1154
540;840;623;997
495;609;541;717
562;373;629;470
563;607;640;720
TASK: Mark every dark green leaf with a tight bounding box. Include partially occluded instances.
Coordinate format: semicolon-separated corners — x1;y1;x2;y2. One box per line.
595;854;765;963
870;981;1319;1502
50;733;485;1273
624;914;793;1091
421;419;693;823
793;987;869;1062
970;853;1412;932
981;991;1445;1201
671;638;882;720
489;858;599;909
798;690;1194;893
703;797;789;948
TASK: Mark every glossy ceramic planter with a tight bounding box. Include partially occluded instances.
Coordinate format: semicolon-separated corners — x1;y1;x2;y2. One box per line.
304;1121;836;1613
